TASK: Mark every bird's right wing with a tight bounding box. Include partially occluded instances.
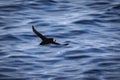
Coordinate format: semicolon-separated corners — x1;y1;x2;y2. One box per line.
32;26;46;40
53;42;60;45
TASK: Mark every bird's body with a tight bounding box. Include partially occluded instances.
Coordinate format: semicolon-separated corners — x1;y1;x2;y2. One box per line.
40;38;56;45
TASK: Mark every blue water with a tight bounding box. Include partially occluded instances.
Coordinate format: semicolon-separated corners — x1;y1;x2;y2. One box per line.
0;0;120;80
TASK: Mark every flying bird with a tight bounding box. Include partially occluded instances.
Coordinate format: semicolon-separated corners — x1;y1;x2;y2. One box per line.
32;25;62;45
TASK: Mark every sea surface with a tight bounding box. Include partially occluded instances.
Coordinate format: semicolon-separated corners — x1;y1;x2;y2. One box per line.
0;0;120;80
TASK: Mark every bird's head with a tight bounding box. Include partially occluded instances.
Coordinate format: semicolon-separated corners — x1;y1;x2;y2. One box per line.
52;38;56;42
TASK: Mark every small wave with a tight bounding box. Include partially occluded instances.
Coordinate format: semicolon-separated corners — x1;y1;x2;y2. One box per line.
53;32;71;38
89;58;109;63
8;54;37;59
65;55;90;60
102;45;120;53
84;48;106;53
111;4;120;10
0;4;25;12
36;0;57;4
63;50;86;54
73;19;96;24
3;59;34;67
0;51;7;56
105;3;120;15
38;58;62;65
0;67;17;72
107;18;120;23
0;77;28;80
98;61;119;67
0;74;10;78
69;30;89;35
86;1;110;6
0;74;26;80
2;26;17;30
85;1;110;10
0;34;20;41
83;69;102;74
62;49;91;60
53;76;70;80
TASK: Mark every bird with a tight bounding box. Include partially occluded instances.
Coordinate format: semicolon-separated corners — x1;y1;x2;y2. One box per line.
32;25;61;45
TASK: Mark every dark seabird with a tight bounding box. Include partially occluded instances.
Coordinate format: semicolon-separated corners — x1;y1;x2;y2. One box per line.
32;26;62;45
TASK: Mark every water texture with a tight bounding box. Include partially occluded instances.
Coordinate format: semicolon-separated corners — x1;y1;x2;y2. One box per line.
0;0;120;80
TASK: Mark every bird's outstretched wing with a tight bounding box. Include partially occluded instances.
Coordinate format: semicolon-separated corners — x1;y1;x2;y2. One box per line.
52;42;60;45
32;26;46;40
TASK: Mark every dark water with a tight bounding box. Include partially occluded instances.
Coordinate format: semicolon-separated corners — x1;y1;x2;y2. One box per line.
0;0;120;80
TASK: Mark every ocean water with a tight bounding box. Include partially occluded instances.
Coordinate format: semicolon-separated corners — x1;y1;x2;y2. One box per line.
0;0;120;80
